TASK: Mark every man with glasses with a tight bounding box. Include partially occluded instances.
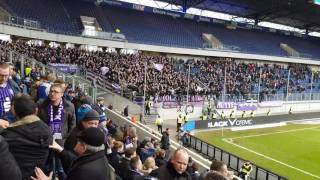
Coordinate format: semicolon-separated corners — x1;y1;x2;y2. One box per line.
37;82;76;179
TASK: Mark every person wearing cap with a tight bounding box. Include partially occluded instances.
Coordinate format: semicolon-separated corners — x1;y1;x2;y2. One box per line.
93;97;106;112
92;96;107;126
98;113;108;138
64;109;100;152
32;127;111;180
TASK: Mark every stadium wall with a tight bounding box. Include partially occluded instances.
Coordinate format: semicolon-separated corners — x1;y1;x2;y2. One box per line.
105;108;212;171
102;91;142;116
156;101;320;120
1;23;320;65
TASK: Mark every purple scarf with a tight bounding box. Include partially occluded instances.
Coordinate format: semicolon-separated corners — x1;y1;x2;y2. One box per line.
48;100;64;134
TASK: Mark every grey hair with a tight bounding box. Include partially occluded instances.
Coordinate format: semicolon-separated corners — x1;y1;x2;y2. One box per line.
84;143;105;153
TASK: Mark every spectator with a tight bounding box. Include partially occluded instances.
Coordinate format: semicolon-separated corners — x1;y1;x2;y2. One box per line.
208;160;236;180
0;135;22;180
37;82;76;179
0;62;21;121
1;94;52;179
155;149;167;167
129;156;144;178
36;73;56;101
108;140;124;169
38;82;76;144
160;128;170;158
142;157;158;176
92;96;106;114
150;148;191;180
64;109;100;152
38;127;112;180
118;147;137;180
191;162;200;180
140;141;156;163
124;105;129;117
204;171;228;180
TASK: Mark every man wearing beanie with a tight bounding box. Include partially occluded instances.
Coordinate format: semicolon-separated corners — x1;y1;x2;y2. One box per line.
32;127;111;180
64;109;100;152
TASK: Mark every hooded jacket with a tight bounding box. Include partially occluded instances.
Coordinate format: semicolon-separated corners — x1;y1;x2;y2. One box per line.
1;115;52;180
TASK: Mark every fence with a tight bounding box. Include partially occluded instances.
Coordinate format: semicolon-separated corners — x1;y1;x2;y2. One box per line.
216;92;320;102
186;134;288;180
0;46;119;179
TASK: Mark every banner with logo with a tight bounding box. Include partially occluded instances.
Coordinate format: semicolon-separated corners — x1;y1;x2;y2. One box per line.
196;118;254;129
216;102;235;109
49;63;78;74
258;101;284;107
237;103;257;111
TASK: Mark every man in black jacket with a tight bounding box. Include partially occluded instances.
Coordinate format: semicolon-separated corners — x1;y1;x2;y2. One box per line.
1;94;52;180
150;148;191;180
33;127;112;180
161;128;170;159
37;82;76;179
37;82;76;144
0;135;21;180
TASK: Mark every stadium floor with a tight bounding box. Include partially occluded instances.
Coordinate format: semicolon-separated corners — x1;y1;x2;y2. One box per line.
194;123;320;180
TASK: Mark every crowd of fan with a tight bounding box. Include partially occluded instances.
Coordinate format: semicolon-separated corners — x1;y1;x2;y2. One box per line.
1;40;319;102
0;61;242;180
184;59;320;100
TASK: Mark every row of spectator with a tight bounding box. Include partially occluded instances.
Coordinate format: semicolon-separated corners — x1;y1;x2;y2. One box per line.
1;40;320;102
0;61;242;180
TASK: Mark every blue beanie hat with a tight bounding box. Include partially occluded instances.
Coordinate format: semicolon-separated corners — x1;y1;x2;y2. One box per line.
77;104;92;122
99;114;107;123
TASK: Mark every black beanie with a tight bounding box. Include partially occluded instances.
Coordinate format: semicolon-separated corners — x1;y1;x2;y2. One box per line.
77;127;105;147
82;109;100;122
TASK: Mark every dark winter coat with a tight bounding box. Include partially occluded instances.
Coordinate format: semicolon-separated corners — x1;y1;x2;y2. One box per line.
1;115;52;180
37;98;76;143
150;161;192;180
0;135;21;180
161;131;170;150
59;150;111;180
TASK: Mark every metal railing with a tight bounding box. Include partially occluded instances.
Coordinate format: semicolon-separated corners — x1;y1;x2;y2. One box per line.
0;13;42;30
186;134;288;180
215;92;320;102
0;46;118;179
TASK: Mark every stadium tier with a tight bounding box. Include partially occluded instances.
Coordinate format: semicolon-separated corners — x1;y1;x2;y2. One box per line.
1;40;320;102
1;0;320;58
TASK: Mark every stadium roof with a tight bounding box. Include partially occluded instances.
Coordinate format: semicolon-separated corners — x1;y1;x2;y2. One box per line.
157;0;320;33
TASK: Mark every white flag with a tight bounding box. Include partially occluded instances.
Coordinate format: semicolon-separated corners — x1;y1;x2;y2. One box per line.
153;63;164;71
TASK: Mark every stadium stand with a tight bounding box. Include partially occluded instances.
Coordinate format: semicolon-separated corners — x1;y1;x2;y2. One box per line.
1;40;319;103
0;0;319;179
0;0;320;58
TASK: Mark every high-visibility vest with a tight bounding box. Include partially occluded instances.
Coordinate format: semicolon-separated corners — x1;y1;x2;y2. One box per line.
250;111;255;118
267;110;271;116
155;117;162;125
242;111;246;118
177;116;183;123
211;113;217;119
25;67;32;77
230;112;235;119
183;115;188;123
221;112;225;119
240;163;252;175
201;115;207;121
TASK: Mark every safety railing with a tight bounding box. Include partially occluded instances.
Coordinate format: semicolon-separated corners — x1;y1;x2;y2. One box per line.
186;134;288;180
